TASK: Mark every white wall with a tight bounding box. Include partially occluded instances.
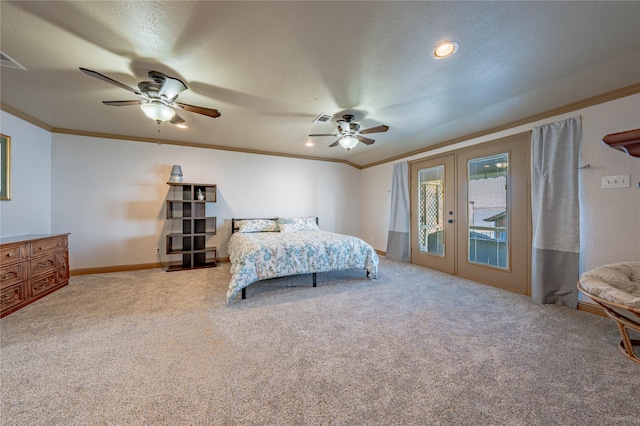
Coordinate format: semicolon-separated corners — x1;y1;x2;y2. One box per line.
579;96;640;270
0;111;52;237
3;94;638;273
51;134;361;269
361;94;640;273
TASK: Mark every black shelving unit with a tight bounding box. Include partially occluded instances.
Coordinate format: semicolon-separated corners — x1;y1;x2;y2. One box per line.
165;182;217;271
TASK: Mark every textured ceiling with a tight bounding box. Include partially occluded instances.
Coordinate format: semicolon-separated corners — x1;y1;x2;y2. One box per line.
1;1;639;167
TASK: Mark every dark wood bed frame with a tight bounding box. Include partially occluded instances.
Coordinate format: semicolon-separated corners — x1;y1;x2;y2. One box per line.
231;217;319;299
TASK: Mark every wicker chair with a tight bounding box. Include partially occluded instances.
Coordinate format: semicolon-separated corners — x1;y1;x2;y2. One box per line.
577;262;640;364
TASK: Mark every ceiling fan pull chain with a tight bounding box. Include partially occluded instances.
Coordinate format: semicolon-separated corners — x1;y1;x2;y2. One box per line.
157;124;162;145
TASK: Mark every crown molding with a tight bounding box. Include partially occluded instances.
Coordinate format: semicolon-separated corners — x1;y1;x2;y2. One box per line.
50;127;361;168
0;102;53;131
360;82;640;169
3;82;638;171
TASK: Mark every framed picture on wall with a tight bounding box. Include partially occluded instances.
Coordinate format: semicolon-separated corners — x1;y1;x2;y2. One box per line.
1;134;11;200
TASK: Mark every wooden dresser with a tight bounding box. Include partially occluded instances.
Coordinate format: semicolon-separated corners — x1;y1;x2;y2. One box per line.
0;234;70;318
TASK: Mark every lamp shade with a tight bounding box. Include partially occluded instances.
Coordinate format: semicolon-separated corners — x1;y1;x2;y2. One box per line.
339;135;359;150
169;165;183;182
141;102;175;122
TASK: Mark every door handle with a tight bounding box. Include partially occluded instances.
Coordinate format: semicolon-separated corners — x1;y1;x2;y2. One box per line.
448;219;454;224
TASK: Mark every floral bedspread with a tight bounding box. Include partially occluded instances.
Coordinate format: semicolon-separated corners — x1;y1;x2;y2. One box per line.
227;230;379;303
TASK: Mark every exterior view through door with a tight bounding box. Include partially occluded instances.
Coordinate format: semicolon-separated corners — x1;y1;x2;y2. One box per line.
410;133;531;295
467;153;509;269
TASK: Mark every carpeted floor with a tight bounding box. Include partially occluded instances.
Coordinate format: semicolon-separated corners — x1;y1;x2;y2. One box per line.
1;259;638;425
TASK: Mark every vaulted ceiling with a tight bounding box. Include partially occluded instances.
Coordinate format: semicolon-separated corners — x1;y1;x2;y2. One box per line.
1;1;639;167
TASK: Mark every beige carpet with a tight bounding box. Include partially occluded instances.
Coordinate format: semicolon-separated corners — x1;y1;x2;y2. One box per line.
1;259;638;425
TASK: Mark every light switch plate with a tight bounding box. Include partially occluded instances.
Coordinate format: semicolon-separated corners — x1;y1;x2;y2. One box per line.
601;174;630;188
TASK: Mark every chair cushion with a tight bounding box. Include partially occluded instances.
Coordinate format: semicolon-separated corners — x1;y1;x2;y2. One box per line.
579;262;640;308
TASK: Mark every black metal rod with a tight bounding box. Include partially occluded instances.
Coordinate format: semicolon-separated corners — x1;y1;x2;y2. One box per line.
313;273;317;287
242;287;246;299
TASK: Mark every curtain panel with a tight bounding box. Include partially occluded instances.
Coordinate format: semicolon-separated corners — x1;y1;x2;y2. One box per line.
531;116;582;307
386;161;410;262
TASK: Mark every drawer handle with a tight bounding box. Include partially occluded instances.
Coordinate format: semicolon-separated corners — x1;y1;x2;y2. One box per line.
6;252;17;258
33;280;52;291
37;261;54;268
0;272;17;281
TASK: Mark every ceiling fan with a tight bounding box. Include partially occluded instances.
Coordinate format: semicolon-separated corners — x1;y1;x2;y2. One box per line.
309;114;388;150
79;67;220;127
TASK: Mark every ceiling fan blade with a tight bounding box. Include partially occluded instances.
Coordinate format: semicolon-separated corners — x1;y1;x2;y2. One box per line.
158;75;187;100
309;133;338;137
102;100;144;107
80;67;142;95
170;113;187;127
175;102;221;118
359;125;389;135
357;135;375;145
329;140;341;148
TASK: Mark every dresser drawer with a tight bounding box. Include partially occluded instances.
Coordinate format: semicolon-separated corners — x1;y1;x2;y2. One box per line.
0;244;24;264
31;271;58;297
32;253;57;277
1;283;27;313
0;263;26;290
30;236;67;257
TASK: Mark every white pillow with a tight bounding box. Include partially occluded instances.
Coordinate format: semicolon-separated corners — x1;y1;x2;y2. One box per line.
278;223;299;233
277;218;319;233
237;219;277;233
276;217;319;232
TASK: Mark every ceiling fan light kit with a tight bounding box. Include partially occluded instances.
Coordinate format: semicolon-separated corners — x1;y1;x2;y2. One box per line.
141;102;175;122
340;135;359;150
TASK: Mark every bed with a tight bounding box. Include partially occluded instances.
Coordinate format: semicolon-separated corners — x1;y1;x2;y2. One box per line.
226;217;379;303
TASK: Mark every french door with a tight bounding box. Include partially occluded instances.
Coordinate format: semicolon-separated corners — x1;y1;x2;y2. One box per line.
409;133;531;295
410;155;455;275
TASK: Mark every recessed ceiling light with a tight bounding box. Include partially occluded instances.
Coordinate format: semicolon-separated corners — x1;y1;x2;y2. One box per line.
433;41;459;59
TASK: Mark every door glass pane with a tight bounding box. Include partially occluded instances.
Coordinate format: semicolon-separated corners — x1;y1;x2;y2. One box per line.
418;165;445;256
467;153;509;269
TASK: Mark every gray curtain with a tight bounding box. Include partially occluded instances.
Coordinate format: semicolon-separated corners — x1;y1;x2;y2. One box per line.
386;161;410;262
531;116;581;307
